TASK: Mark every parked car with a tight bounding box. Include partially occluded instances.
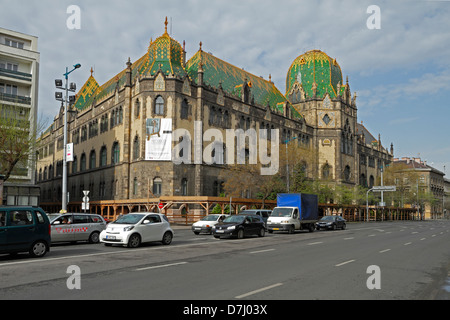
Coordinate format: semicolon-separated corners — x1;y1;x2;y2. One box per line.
212;214;266;239
315;215;346;230
192;214;228;235
239;209;271;227
100;213;173;248
0;206;51;258
51;213;107;244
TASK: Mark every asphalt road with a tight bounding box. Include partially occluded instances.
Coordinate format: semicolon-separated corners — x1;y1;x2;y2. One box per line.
0;220;449;301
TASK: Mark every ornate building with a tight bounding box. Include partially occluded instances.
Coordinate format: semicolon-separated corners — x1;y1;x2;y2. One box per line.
36;18;393;210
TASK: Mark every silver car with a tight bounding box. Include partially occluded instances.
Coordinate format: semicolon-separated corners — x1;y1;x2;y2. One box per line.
51;213;106;244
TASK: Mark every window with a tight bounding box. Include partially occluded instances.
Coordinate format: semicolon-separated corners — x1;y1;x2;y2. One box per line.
181;178;188;196
153;177;162;196
5;39;24;49
100;146;107;167
135;99;140;118
90;150;96;169
344;165;351;181
133;136;140;160
80;153;86;171
155;96;164;115
181;99;189;119
11;210;33;225
322;164;331;179
112;142;120;164
133;177;138;196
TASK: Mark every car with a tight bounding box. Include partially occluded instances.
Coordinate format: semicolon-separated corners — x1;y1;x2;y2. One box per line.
315;215;346;230
192;214;228;235
212;214;266;239
239;209;271;228
100;213;173;248
50;213;107;244
0;206;51;258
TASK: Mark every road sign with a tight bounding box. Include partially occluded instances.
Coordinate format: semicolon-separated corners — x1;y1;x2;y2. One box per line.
372;186;396;192
158;202;164;209
83;190;90;212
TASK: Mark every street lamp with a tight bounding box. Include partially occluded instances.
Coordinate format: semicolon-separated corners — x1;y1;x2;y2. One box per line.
55;63;81;212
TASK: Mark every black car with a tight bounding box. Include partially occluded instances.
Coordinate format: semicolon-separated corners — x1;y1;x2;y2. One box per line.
212;215;266;239
315;215;346;230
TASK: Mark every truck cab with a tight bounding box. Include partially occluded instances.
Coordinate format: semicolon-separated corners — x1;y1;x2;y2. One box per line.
267;193;318;234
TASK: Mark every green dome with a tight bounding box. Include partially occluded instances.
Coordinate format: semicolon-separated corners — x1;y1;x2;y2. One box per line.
286;50;343;99
138;18;186;78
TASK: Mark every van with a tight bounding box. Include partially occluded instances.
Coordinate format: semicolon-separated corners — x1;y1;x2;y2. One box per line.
0;206;51;257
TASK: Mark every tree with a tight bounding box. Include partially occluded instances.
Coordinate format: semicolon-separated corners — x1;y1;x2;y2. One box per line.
0;103;44;182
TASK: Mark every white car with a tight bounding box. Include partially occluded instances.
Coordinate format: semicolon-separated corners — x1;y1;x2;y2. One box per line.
191;214;228;235
100;213;173;248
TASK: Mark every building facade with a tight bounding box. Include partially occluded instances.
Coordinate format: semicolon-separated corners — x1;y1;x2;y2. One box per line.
36;19;392;211
0;27;40;205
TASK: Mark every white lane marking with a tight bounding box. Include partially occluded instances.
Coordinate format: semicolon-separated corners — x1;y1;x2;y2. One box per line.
404;242;412;246
307;242;323;246
420;238;426;241
335;259;355;267
379;249;391;253
235;283;283;299
250;249;275;254
136;261;187;271
344;237;354;240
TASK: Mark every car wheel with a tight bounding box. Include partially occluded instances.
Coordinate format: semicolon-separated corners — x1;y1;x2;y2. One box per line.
29;241;48;258
127;234;141;248
162;231;173;245
193;231;200;235
89;231;100;244
288;225;295;234
237;229;244;239
342;223;346;230
258;228;265;237
332;224;336;231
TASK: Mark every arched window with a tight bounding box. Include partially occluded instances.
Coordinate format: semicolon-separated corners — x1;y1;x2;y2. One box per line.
100;146;107;167
90;150;96;169
133;177;138;196
155;96;164;115
80;154;86;172
181;99;189;119
344;165;351;181
133;136;140;160
112;142;120;164
135;99;140;118
181;178;188;196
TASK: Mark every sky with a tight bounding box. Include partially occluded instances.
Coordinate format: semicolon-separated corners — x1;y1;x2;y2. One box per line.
1;0;449;174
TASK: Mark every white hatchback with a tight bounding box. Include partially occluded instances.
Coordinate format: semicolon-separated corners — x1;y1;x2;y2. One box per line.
100;213;173;248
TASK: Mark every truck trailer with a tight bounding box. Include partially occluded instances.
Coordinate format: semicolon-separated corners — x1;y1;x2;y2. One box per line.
267;193;319;233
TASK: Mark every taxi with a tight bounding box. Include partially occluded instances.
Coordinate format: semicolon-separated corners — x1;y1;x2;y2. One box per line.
51;213;106;244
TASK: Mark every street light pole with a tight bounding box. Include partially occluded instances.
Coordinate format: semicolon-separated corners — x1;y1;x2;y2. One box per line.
56;64;80;212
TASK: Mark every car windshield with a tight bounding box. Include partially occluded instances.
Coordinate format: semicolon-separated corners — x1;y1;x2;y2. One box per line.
112;214;143;225
223;215;245;223
202;215;220;221
270;208;293;217
320;216;335;221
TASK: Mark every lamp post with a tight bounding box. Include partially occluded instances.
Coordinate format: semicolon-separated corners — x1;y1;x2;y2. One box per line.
55;64;81;212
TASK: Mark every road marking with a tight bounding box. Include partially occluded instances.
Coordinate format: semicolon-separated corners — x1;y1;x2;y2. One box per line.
307;242;323;246
136;261;188;271
412;232;418;234
368;234;376;237
335;260;355;267
432;234;436;237
235;283;283;299
344;237;354;240
250;249;275;254
379;249;391;253
420;238;426;241
404;242;412;246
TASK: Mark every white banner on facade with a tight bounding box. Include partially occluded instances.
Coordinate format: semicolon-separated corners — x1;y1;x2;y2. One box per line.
66;143;74;162
145;118;172;161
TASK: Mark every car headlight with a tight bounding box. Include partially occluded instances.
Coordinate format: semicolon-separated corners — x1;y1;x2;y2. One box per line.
212;225;216;229
227;226;235;230
124;226;134;232
282;220;290;224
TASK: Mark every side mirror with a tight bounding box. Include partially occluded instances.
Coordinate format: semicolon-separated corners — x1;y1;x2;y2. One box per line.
53;220;60;225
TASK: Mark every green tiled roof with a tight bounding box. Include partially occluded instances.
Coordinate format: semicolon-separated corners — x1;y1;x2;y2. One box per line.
286;50;344;99
186;50;298;117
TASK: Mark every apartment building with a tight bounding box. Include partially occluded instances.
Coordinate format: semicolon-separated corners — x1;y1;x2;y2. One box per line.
0;27;40;205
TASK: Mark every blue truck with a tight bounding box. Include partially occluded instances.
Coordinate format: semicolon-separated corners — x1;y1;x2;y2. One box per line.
267;193;319;233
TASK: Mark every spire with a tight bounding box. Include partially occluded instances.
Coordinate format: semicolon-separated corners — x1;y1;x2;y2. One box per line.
164;16;169;34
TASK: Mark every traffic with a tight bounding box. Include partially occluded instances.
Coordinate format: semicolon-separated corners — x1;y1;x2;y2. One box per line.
0;193;347;259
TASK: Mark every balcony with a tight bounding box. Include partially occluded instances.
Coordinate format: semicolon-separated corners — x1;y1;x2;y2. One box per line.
0;67;32;82
0;92;31;105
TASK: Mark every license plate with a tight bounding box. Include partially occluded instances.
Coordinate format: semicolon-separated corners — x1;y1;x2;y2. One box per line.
273;228;279;230
216;230;224;233
195;227;201;230
106;235;116;240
